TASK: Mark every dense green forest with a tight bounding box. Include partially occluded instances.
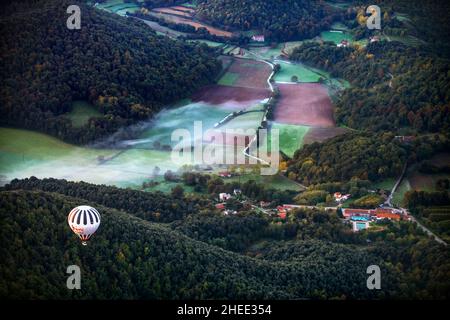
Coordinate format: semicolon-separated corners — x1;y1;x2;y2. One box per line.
286;132;407;185
3;177;212;223
1;179;449;299
0;0;221;144
195;0;333;41
290;41;450;133
375;0;450;56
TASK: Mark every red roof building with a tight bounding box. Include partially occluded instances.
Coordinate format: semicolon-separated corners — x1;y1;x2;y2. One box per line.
215;203;225;210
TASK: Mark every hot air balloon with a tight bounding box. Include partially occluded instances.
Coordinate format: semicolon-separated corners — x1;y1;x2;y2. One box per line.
68;206;101;245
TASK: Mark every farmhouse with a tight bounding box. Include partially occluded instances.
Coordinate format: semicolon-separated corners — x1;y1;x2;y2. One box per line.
334;192;351;203
337;40;349;47
219;193;232;201
370;35;380;43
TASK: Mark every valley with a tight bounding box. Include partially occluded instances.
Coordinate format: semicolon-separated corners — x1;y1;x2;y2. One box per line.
0;0;449;302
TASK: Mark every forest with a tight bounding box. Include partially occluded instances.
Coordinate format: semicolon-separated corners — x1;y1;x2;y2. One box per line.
290;41;450;134
195;0;333;41
286;132;407;185
0;0;221;144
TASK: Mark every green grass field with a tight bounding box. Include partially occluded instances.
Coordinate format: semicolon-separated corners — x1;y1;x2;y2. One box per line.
227;173;304;191
372;178;396;191
66;101;102;128
220;104;265;132
248;44;284;60
385;35;425;47
330;22;349;31
282;41;309;55
218;72;239;86
181;1;198;8
274;60;330;83
139;101;232;148
0;127;178;187
320;31;353;45
96;0;141;16
0;127;116;179
272;123;309;158
392;179;411;206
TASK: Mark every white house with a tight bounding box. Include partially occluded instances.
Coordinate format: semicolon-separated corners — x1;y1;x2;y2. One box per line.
219;193;232;201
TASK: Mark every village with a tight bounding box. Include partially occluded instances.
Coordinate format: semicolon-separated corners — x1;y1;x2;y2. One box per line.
214;181;408;233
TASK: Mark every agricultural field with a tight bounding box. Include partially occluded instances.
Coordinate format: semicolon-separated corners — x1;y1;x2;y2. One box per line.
274;83;335;127
247;44;284;60
320;30;353;45
372;178;396;191
330;22;349;31
415;206;450;243
148;11;233;37
181;1;198;8
220;103;265;131
218;72;239;86
95;0;141;16
136;101;234;149
408;171;450;192
385;35;425;47
302;126;348;145
66;100;102;128
188;39;226;47
218;58;272;89
282;41;309;56
153;7;193;18
324;1;351;10
0;127;189;187
406;153;450;191
392;178;411;206
192;85;270;108
271;123;310;158
137;18;187;37
273;60;329;83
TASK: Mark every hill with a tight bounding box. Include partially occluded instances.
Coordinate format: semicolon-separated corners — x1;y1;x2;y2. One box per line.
0;0;221;144
290;41;450;134
1;178;450;299
0;189;383;299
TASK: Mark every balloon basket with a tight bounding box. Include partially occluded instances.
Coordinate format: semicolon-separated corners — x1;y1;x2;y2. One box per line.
81;241;88;246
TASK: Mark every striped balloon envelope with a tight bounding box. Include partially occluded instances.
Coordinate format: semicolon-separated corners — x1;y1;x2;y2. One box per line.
68;206;101;245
